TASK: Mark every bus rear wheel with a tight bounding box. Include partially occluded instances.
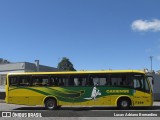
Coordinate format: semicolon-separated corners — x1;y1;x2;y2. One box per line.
45;99;57;110
118;98;131;110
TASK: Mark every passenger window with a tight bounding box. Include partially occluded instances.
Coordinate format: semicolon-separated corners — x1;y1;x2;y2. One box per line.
32;76;49;86
58;78;66;86
9;76;18;86
110;74;128;86
50;76;59;86
133;79;141;88
74;78;79;86
132;75;144;90
88;74;108;86
80;78;87;86
50;75;68;86
19;76;30;86
68;75;87;86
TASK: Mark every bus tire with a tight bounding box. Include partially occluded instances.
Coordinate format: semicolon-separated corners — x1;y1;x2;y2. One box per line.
117;98;131;110
45;98;57;110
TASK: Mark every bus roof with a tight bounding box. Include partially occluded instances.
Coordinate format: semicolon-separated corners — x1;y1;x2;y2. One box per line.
7;70;145;75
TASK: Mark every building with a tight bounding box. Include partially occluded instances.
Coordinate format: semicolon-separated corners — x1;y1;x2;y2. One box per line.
145;70;160;101
151;73;160;101
0;62;59;99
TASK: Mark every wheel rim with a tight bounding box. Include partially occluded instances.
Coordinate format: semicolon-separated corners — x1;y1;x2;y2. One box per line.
121;100;128;108
47;101;55;109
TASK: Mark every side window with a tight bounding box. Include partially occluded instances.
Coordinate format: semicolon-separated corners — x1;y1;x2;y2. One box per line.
74;78;79;86
68;76;74;86
80;77;87;86
88;74;108;86
19;76;31;86
132;75;144;90
69;75;87;86
133;79;140;88
50;76;59;86
58;77;66;86
9;76;18;86
32;75;49;86
50;75;68;86
110;74;128;86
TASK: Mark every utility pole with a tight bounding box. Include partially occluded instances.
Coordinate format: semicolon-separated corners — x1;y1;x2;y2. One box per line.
149;56;153;72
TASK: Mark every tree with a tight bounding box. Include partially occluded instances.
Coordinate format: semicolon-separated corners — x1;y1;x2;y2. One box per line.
0;58;10;64
57;57;76;71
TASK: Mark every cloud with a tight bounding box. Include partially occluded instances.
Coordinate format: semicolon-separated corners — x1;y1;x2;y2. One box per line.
131;19;160;32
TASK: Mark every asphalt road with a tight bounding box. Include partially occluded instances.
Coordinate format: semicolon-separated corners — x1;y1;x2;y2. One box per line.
1;102;160;111
0;102;160;119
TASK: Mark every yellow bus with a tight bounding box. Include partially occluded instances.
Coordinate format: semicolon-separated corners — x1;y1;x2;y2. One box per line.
5;70;153;110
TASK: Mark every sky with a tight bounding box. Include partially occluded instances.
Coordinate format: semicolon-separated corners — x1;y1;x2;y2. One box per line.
0;0;160;71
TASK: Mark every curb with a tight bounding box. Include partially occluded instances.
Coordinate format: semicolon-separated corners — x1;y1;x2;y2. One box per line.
0;99;5;103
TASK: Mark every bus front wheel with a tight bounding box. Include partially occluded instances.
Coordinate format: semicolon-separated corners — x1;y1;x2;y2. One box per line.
45;98;57;110
117;98;131;110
